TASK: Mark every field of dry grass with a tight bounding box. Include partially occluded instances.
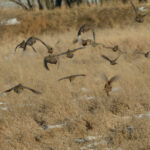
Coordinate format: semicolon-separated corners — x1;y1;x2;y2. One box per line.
0;3;150;150
0;1;150;39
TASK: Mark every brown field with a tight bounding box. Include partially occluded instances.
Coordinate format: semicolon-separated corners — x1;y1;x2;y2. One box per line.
0;3;150;150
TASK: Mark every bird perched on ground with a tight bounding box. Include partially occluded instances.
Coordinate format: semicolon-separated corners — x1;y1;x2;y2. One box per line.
56;47;85;58
1;83;41;94
134;49;150;58
58;74;86;82
100;73;120;96
73;24;98;47
129;0;146;23
101;54;121;65
23;36;53;53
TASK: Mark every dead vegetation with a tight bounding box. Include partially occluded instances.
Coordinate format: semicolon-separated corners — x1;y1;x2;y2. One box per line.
0;3;150;150
0;1;150;39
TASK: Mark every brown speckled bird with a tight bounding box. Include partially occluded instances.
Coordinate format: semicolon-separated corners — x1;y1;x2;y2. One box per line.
1;83;41;94
56;47;85;58
101;73;119;96
129;0;146;23
58;74;86;82
14;40;37;53
101;54;121;65
44;54;59;70
134;49;150;58
73;24;97;47
23;36;53;53
103;44;119;52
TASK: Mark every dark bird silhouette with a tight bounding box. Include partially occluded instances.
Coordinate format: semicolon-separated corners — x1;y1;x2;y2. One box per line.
101;54;121;65
1;83;41;94
56;47;85;58
134;49;150;58
44;54;59;70
73;24;97;47
129;0;146;23
58;74;86;82
101;73;120;96
43;47;85;70
102;44;123;53
23;36;53;53
14;40;37;53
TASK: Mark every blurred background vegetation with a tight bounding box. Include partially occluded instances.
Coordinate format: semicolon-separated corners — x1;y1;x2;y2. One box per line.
9;0;148;10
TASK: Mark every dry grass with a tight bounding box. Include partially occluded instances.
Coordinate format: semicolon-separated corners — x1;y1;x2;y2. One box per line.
0;1;150;39
0;4;150;150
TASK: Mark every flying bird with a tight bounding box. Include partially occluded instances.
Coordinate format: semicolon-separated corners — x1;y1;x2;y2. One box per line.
58;74;86;82
56;47;85;58
1;83;41;94
100;73;120;96
23;36;53;53
134;49;150;58
14;40;37;53
129;0;146;23
44;54;59;70
73;24;97;47
101;54;121;65
102;44;120;52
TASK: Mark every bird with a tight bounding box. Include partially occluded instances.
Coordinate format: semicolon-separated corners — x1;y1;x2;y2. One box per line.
58;74;86;82
73;24;96;47
129;0;146;23
56;47;85;58
44;54;59;70
23;36;53;53
1;83;41;94
101;54;121;65
102;44;123;53
14;40;37;53
134;49;150;58
100;73;120;96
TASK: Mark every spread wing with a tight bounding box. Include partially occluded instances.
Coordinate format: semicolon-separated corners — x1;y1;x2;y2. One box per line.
31;36;52;51
14;41;25;53
24;36;52;52
56;47;85;57
2;87;15;93
101;54;112;62
22;86;41;94
100;73;108;82
78;24;86;36
109;75;120;84
58;74;86;81
14;44;21;53
23;37;32;51
72;74;86;77
134;49;145;55
58;76;71;81
71;47;85;53
56;51;69;57
114;55;121;62
129;0;138;17
102;44;113;49
92;29;96;42
44;58;49;70
31;46;37;53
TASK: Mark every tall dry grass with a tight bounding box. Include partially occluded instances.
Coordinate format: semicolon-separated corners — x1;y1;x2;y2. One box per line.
0;24;150;149
0;1;150;40
0;3;150;150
